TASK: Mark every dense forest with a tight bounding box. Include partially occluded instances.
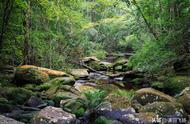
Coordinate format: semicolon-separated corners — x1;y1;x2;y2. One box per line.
0;0;190;124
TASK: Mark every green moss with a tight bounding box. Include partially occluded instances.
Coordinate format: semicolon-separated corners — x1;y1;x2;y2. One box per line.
95;116;110;124
52;92;78;106
0;87;33;105
15;68;49;84
163;76;190;95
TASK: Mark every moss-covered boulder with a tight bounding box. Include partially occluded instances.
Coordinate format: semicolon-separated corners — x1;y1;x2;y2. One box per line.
163;76;190;95
44;85;80;106
15;68;49;85
112;59;129;72
82;56;110;71
131;88;176;111
88;61;108;71
17;65;69;78
70;69;89;79
60;99;85;117
177;87;190;114
38;76;75;91
0;87;32;106
140;102;186;117
47;77;75;86
105;94;131;109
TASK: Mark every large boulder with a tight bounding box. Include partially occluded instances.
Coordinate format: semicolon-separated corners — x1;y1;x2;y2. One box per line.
177;87;190;114
32;106;76;124
0;115;25;124
132;88;176;106
70;69;89;79
17;65;69;78
131;88;176;110
15;68;49;84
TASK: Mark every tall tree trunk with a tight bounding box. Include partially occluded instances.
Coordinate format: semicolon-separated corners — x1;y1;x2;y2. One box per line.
0;0;14;48
23;0;30;64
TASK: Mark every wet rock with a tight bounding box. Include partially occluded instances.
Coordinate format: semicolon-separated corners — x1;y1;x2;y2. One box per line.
177;87;190;114
132;88;176;110
15;68;49;84
25;96;44;108
32;106;76;124
70;69;89;79
140;102;186;117
0;115;25;124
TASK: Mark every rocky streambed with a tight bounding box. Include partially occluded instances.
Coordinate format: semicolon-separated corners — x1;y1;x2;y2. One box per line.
0;56;190;124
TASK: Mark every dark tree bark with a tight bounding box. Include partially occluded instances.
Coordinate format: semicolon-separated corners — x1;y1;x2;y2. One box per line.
0;0;14;48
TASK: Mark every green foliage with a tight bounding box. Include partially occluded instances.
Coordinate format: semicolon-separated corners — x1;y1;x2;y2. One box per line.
113;89;135;100
128;41;176;73
77;90;108;110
